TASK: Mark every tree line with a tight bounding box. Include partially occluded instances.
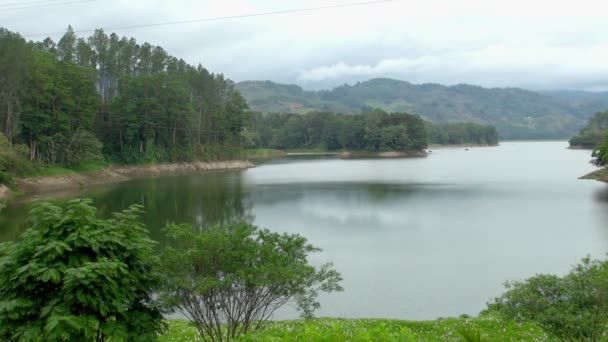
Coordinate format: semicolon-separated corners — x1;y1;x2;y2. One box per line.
0;26;248;167
244;109;498;151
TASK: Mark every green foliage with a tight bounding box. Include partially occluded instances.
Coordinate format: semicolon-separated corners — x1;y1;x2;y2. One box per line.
0;199;165;341
157;223;343;342
249;109;429;152
488;256;608;341
0;26;250;169
427;122;499;146
570;111;608;148
0;133;34;185
160;316;552;342
593;134;608;166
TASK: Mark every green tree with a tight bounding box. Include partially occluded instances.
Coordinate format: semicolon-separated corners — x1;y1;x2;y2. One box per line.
158;222;343;342
0;199;165;341
57;26;77;63
592;134;608;166
488;257;608;341
380;124;410;151
0;29;31;145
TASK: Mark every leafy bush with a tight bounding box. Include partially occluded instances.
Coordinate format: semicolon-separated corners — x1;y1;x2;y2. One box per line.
0;199;165;341
157;223;343;342
0;133;34;185
488;257;608;341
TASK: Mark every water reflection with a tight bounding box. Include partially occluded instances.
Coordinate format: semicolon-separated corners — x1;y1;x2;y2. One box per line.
0;171;254;243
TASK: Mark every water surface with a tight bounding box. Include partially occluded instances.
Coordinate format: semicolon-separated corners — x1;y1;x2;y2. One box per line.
1;141;607;320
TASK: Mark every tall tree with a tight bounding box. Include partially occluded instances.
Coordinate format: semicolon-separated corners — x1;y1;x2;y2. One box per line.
57;25;76;63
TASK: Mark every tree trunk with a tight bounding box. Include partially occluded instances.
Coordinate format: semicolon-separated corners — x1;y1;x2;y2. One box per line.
5;100;12;145
173;121;177;144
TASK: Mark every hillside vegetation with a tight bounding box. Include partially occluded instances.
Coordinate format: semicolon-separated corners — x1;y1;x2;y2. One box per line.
0;26;247;172
237;79;608;139
569;111;608;148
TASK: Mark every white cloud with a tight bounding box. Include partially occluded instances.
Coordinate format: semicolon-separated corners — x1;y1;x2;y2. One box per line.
3;0;608;90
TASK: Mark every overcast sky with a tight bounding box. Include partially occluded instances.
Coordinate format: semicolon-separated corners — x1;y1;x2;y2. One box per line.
2;0;608;91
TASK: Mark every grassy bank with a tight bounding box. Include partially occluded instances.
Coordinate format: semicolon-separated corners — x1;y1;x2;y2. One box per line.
160;316;552;341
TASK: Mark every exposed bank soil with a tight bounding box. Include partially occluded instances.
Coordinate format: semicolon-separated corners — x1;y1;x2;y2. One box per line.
581;168;608;183
17;160;255;193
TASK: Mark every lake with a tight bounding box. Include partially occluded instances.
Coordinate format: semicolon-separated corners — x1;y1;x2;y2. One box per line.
1;141;607;320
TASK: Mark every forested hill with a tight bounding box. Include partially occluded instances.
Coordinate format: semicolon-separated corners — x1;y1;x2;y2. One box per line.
236;79;608;139
0;26;247;167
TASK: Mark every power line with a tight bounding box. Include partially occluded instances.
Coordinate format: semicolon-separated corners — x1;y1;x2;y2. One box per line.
0;0;65;6
0;0;94;11
22;0;400;37
0;0;72;7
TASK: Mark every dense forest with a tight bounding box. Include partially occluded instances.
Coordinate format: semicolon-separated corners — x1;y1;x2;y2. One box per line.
0;26;248;168
244;109;498;151
237;79;606;139
569;111;608;148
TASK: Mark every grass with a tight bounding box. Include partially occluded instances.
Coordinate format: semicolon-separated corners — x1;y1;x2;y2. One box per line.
159;316;554;341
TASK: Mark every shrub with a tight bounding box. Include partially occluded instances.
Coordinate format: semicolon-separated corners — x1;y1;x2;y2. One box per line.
157;222;343;342
488;257;608;341
0;199;165;341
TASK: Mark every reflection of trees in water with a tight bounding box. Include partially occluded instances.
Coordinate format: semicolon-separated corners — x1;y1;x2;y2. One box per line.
246;182;463;206
0;172;254;244
92;173;254;243
593;186;608;223
594;187;608;203
0;203;30;242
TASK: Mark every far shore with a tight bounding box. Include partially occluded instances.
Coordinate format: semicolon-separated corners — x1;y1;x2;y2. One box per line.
427;143;499;149
568;145;594;150
10;160;255;200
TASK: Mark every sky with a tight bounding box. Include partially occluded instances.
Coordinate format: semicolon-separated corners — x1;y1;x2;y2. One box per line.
2;0;608;91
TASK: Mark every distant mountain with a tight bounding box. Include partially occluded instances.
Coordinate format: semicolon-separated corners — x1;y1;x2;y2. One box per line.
236;79;608;139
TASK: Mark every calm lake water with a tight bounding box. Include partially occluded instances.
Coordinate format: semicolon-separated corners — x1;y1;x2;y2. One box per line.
1;141;608;320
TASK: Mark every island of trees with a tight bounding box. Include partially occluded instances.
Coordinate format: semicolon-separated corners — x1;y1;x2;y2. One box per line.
244;110;498;152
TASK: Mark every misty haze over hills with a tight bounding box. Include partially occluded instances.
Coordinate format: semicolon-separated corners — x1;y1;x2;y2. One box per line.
236;78;608;139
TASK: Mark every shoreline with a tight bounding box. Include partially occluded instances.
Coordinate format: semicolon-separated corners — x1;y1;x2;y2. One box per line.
568;145;594;150
14;160;255;196
580;168;608;183
427;143;499;149
338;150;427;158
